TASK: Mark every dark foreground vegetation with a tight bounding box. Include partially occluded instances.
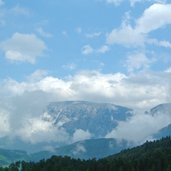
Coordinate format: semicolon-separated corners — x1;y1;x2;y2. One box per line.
1;137;171;171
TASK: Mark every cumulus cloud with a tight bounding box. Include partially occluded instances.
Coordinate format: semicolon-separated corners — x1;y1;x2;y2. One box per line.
1;32;46;63
136;3;171;33
107;3;171;48
2;70;171;110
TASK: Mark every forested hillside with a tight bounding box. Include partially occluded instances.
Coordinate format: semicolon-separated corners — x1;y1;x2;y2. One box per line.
1;137;171;171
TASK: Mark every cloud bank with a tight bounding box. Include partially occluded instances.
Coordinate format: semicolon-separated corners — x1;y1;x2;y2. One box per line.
0;70;171;144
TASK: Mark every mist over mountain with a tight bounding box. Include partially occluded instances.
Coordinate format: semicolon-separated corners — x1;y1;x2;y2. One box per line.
32;138;130;161
0;101;170;166
150;103;171;116
0;101;133;152
153;124;171;139
0;101;171;153
2;137;171;171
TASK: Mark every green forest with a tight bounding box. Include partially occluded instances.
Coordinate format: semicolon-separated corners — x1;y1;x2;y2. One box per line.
1;137;171;171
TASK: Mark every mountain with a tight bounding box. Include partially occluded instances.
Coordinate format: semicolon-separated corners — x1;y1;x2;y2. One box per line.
150;103;171;116
150;103;171;139
32;138;130;161
154;123;171;139
0;138;131;166
0;149;29;166
55;138;129;159
43;101;133;138
4;137;171;171
0;136;59;154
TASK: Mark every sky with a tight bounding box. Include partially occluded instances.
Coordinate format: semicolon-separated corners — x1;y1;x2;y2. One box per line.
0;0;171;144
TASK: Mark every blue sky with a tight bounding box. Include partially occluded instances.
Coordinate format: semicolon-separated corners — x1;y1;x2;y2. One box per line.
1;0;171;143
1;0;171;80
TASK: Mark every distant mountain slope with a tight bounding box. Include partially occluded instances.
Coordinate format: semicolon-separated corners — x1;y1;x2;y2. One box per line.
151;103;171;139
44;101;133;137
4;137;171;171
150;103;171;116
0;138;130;166
55;138;129;159
32;138;130;161
0;149;29;166
154;123;171;139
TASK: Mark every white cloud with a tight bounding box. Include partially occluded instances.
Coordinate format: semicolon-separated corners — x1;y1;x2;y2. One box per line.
0;111;10;137
136;3;171;33
82;45;94;55
107;24;145;47
72;129;92;142
165;67;171;73
107;3;171;48
148;39;171;48
3;70;171;110
1;32;46;63
125;52;153;72
17;117;70;144
27;69;48;82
